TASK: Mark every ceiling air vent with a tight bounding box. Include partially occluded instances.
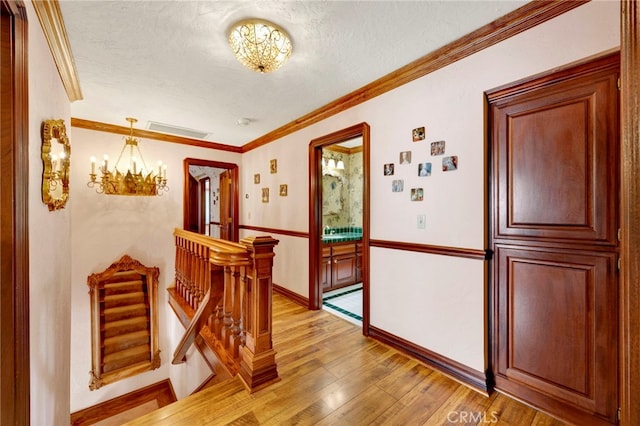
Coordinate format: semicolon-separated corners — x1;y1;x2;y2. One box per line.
147;121;210;139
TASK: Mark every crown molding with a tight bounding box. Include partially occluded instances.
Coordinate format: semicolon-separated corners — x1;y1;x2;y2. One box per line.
71;118;243;153
32;0;83;101
241;0;586;153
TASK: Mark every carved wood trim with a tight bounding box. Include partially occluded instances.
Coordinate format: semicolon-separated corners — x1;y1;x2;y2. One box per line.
72;118;242;152
240;224;308;239
620;1;640;425
272;283;309;308
87;255;160;390
242;1;586;153
31;0;82;101
370;239;489;261
368;326;491;394
0;1;30;424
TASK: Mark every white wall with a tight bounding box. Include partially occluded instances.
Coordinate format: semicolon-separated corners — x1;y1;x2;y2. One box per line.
240;1;619;373
69;128;241;410
26;1;73;424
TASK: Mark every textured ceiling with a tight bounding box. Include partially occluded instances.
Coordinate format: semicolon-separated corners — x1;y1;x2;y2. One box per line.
59;1;528;147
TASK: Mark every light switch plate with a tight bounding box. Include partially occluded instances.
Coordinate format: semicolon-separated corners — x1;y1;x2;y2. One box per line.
417;214;426;229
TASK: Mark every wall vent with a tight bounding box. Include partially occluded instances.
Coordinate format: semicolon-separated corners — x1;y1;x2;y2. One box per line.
147;121;210;139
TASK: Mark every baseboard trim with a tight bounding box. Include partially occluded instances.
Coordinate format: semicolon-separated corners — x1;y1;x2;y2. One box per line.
70;379;176;425
368;325;492;395
273;283;309;308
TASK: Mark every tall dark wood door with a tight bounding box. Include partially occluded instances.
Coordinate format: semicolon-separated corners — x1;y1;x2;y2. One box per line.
489;53;619;425
219;170;232;241
187;174;199;232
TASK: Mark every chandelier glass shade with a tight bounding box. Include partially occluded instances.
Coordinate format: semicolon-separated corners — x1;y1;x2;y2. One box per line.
228;19;292;73
87;118;168;196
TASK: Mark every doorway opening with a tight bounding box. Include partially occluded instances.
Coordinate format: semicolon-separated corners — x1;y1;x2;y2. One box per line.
309;123;370;335
183;158;239;242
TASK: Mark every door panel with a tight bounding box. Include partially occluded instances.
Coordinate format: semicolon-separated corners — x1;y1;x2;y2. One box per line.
494;64;618;246
490;53;619;425
496;245;617;414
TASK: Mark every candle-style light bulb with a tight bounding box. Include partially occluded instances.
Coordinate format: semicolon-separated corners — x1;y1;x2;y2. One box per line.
157;160;162;176
132;156;137;174
90;156;96;174
103;154;109;172
162;164;167;179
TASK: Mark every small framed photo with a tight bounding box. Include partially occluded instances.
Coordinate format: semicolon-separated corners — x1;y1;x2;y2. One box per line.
430;140;446;156
399;151;412;165
279;184;288;196
412;126;425;142
443;155;458;171
411;188;424;201
392;179;404;192
384;163;395;176
418;162;432;177
261;187;269;203
270;159;277;174
254;173;260;184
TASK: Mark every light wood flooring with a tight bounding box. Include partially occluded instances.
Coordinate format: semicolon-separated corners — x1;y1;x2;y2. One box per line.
125;293;567;425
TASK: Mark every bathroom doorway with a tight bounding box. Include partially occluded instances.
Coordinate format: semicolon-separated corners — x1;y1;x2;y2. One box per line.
309;123;370;335
183;158;239;241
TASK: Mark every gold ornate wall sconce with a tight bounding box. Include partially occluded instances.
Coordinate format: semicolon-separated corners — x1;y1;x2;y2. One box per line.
41;119;71;211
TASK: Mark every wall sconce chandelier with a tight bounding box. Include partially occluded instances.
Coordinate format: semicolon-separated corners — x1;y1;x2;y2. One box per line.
322;153;345;175
228;19;292;73
87;117;168;196
42;119;71;211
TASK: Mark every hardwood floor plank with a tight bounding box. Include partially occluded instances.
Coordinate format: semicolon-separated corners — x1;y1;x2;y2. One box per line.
124;294;568;425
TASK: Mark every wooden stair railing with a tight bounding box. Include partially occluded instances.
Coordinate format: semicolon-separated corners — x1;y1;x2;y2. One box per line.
169;229;280;392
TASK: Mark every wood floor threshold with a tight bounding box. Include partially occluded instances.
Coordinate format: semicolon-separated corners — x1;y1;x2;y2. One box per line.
126;293;568;425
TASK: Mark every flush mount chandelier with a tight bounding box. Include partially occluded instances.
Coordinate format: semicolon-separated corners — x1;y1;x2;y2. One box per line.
228;19;293;73
87;117;168;196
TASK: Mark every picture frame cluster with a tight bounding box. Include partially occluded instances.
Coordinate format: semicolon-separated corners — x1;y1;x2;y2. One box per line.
255;159;288;203
383;125;459;202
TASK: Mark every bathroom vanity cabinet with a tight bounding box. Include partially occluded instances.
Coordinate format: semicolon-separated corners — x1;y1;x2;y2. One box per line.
321;241;362;292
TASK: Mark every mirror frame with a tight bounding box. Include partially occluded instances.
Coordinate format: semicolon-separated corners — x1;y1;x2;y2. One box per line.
41;119;71;211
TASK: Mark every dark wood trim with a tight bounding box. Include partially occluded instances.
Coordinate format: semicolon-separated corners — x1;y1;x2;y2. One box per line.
370;239;489;260
369;326;491;395
71;118;242;153
620;1;640;425
272;283;309;308
240;224;308;239
309;123;370;337
241;1;585;153
1;1;30;424
183;158;239;242
69;379;177;426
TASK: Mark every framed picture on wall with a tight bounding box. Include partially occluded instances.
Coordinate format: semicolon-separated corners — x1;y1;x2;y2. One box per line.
254;173;260;184
411;188;424;201
399;151;412;164
270;159;277;174
430;140;446;156
412;126;425;142
262;187;269;203
279;184;288;196
384;163;394;176
418;162;432;177
392;179;404;192
442;155;458;171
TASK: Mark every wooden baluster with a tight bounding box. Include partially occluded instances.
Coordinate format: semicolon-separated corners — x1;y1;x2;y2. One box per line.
229;265;244;359
221;265;234;347
215;265;231;339
238;236;280;392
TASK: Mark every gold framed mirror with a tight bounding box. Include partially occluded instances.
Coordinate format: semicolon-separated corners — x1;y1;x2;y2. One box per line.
41;119;71;211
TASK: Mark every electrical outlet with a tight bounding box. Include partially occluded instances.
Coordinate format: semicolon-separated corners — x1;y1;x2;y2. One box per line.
417;214;426;229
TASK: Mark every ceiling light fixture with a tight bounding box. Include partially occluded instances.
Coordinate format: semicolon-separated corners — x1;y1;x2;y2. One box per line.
87;117;168;196
228;19;292;73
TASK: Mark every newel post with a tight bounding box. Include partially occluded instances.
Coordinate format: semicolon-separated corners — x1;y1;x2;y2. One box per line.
238;235;280;391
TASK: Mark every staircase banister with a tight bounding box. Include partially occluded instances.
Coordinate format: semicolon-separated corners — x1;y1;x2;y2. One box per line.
173;228;252;267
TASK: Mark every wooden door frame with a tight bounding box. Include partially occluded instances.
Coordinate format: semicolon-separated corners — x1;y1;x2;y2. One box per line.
619;2;640;425
183;158;239;242
1;0;29;423
199;176;211;234
308;123;370;335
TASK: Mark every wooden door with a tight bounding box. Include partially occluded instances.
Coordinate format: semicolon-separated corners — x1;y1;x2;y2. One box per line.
219;170;232;241
489;53;619;425
187;174;199;232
